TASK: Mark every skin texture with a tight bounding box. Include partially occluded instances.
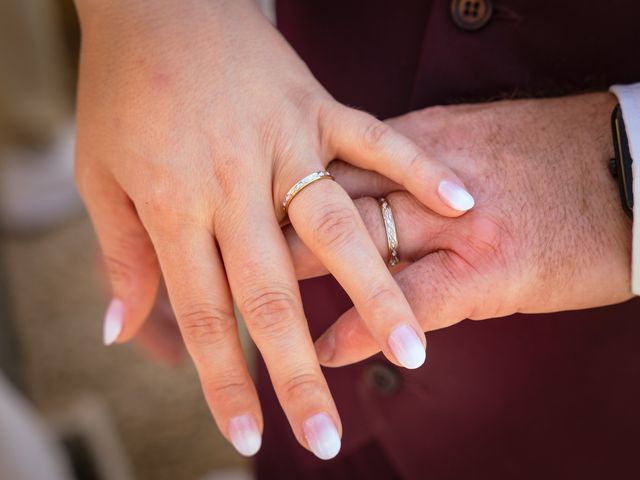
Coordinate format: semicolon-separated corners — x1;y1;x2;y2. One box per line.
73;0;473;458
139;93;631;380
136;92;634;437
285;92;635;366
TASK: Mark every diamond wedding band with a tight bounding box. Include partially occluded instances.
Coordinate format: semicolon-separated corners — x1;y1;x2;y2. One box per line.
282;171;334;213
379;197;400;267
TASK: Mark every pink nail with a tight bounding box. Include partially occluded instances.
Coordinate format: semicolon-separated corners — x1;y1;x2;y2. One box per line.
228;415;261;457
303;413;341;460
388;324;426;369
103;298;124;346
438;180;475;211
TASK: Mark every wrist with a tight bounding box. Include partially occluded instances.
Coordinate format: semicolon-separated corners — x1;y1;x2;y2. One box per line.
523;93;632;308
579;92;633;301
75;0;260;38
610;83;640;294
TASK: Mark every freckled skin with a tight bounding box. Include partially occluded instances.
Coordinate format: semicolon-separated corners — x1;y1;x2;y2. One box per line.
386;93;631;312
291;93;635;366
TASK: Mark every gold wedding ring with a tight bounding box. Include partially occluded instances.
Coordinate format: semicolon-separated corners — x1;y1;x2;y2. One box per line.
282;171;334;213
379;197;400;267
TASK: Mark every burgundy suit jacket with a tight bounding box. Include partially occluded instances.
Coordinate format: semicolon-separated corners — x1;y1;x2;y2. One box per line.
257;1;640;478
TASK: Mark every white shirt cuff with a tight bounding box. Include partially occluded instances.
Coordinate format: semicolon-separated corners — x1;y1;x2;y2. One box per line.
610;83;640;295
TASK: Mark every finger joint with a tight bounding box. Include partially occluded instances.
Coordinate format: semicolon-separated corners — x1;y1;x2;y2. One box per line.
362;119;392;149
365;285;400;318
311;203;358;251
179;303;236;347
280;371;325;403
103;255;136;286
241;286;298;337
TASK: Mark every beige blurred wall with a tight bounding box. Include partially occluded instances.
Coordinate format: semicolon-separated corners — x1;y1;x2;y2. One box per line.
0;2;250;477
0;0;74;148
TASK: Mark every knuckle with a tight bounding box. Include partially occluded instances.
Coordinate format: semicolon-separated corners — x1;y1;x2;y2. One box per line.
436;251;469;284
407;150;429;173
143;180;181;213
203;378;250;402
362;118;392;148
210;153;240;201
457;214;509;262
292;88;326;115
311;203;358;251
422;105;449;120
103;254;136;286
405;151;431;180
179;303;236;346
281;372;325;403
365;285;400;314
138;183;200;232
241;286;298;336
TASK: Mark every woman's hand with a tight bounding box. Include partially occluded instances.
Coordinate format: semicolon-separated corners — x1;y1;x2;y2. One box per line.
74;0;472;458
285;93;634;366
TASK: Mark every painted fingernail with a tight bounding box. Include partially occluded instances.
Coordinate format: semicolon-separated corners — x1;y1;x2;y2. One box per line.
103;298;124;346
228;415;261;457
303;413;341;460
388;324;426;369
438;180;475;211
315;329;336;365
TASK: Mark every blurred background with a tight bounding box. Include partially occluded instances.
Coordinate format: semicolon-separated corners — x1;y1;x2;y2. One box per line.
0;1;262;479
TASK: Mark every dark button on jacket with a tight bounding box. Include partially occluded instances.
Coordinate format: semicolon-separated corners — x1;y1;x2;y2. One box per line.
364;362;402;395
451;0;493;31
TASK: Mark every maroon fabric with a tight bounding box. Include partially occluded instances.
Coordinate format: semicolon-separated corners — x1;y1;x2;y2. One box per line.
256;1;640;479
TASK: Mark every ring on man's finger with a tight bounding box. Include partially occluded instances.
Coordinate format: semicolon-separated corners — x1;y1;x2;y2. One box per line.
379;197;400;267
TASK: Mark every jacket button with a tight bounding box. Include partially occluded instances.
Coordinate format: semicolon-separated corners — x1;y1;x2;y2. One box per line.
364;362;401;395
450;0;493;31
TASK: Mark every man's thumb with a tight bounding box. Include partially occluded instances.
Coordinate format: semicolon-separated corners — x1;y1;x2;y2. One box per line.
315;251;478;367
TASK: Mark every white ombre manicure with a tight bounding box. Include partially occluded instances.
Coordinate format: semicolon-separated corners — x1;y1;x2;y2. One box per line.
303;413;341;460
388;324;426;369
228;415;261;457
438;180;475;211
103;298;124;346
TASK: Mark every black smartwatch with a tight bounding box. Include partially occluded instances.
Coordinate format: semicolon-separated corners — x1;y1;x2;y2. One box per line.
610;104;634;219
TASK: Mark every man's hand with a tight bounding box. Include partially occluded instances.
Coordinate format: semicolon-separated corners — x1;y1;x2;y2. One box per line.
285;93;634;366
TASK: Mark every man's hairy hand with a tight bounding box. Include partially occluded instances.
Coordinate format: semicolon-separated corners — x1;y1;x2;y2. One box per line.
285;92;634;366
